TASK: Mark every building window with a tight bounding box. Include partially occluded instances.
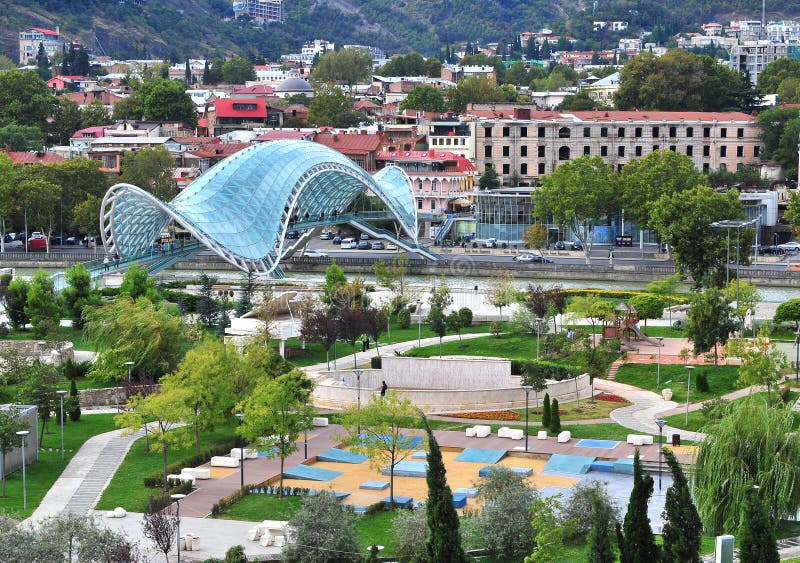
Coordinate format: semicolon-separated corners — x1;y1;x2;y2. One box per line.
521;163;528;174
703;163;709;173
635;127;642;138
653;145;659;152
558;127;571;138
583;127;591;137
737;145;743;157
669;126;676;137
502;146;510;157
503;163;510;174
538;126;546;137
720;128;727;138
686;146;693;156
601;146;608;156
538;163;545;174
618;146;625;157
485;146;492;157
652;126;659;137
484;127;492;137
635;146;642;156
703;127;710;137
737;127;744;138
417;179;423;191
703;145;710;157
520;127;528;137
669;145;676;152
618;127;625;138
417;199;422;209
558;146;570;160
521;145;528;157
538;146;545;158
687;127;694;138
584;146;590;155
502;127;510;137
719;163;727;172
755;146;760;157
600;127;608;137
720;145;727;157
431;200;436;210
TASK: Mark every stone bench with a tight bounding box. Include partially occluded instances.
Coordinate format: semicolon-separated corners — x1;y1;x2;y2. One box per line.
473;425;491;438
230;447;259;459
537;430;548;440
498;427;524;440
181;467;210;480
211;455;240;468
312;417;329;427
557;431;571;443
626;434;654;446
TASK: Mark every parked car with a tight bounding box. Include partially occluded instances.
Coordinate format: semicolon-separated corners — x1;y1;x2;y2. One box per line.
332;235;342;245
788;263;800;272
359;233;370;241
65;236;78;245
386;242;398;250
483;238;498;248
25;238;47;251
513;253;553;263
779;241;800;253
371;241;385;250
28;232;45;241
759;245;784;255
319;231;334;240
3;233;15;243
357;240;371;250
554;240;582;251
4;239;23;250
302;249;328;258
286;230;300;239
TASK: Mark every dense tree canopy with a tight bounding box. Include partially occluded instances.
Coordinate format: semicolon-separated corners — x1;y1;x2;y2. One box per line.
119;146;179;202
445;76;517;113
757;107;800;178
0;69;55;130
757;57;800;94
140;78;197;127
312;48;373;91
400;84;446;113
221;56;256;84
308;84;367;128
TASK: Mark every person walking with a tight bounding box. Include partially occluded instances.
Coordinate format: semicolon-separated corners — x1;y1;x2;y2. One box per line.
380;381;388;397
113;252;120;268
103;256;109;271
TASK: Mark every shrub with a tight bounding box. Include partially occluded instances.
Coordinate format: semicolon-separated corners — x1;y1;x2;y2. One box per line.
490;321;503;337
561;480;620;541
370;356;382;369
549;398;561;433
391;508;428;562
700;398;729;420
696;371;710;393
780;384;793;404
476;467;538;559
520;360;574;382
365;500;391;515
67;378;81;422
144;439;238;488
672;319;686;330
458;307;473;327
398;308;411;329
0;323;9;337
224;545;247;563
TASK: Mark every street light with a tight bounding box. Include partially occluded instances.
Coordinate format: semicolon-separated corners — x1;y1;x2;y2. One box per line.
16;430;29;510
124;360;134;385
235;412;244;489
711;218;758;322
354;369;363;434
685;365;694;426
522;385;532;452
56;389;68;461
535;317;544;360
655;418;666;490
795;330;800;383
171;493;187;563
656;337;664;388
417;300;422;348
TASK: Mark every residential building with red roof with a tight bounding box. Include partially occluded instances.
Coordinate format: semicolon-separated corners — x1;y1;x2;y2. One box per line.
60;87;127;109
231;84;277;99
210;99;283;136
4;150;65;165
313;130;387;172
19;27;62;64
47;76;96;91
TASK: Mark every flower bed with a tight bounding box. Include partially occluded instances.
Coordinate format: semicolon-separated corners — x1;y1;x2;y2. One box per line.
595;393;626;403
448;410;521;420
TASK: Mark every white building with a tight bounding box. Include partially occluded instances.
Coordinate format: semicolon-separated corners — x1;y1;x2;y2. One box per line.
730;41;788;85
232;0;284;23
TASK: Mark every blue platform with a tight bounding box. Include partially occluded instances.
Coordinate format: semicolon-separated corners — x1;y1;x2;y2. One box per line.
382;460;428;477
360;481;390;490
317;448;368;464
455;448;507;464
411;451;428;459
359;434;423;449
541;454;596;475
454;487;478;498
383;496;413;508
590;461;616;473
452;494;467;508
283;464;342;481
614;459;635;475
576;439;620;449
478;466;499;477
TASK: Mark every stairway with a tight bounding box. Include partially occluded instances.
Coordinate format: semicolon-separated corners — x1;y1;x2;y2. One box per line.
606;357;626;380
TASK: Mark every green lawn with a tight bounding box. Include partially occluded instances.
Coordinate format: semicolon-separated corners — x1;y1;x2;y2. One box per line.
0;326;96;352
217;492;304;521
355;509;399;554
405;332;543;363
614;364;743;404
569;324;686;339
664;391;800;432
512;396;629;422
96;423;238;512
0;376;108;404
1;413;117;519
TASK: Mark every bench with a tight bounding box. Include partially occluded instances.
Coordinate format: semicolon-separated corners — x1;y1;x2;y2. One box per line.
473;425;491;438
537;430;548;440
557;431;571;443
181;467;210;480
230;447;259;459
211;456;240;467
312;417;329;427
498;427;524;440
626;434;654;445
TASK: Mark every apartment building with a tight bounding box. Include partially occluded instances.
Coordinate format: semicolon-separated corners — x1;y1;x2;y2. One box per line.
232;0;283;23
730;41;788;85
471;108;762;185
18;27;62;64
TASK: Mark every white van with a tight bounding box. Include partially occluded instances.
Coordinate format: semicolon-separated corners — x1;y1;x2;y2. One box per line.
340;237;357;249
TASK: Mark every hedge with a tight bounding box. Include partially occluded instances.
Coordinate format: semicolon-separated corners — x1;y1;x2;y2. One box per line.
563;288;689;304
143;438;238;488
210;485;311;517
519;360;576;383
161;289;199;312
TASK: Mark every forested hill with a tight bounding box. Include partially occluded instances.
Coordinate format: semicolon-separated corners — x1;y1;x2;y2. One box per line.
1;0;798;63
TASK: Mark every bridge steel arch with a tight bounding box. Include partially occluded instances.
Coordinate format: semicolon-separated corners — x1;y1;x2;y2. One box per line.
100;140;419;276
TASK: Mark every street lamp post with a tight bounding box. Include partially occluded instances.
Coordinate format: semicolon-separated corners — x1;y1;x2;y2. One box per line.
711;218;758;328
56;389;68;461
522;385;532;452
171;493;186;563
685;365;694;426
535;317;543;360
795;330;800;383
655;418;666;490
235;412;244;489
355;369;363;434
656;337;664;388
417;300;422;348
16;430;29;510
125;360;134;385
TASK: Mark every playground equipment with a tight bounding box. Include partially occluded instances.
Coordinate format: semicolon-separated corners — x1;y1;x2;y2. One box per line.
603;302;663;347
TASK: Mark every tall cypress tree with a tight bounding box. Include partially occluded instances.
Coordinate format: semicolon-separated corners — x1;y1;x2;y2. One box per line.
542;393;551;428
619;450;659;563
184;59;192;85
587;492;616;563
739;486;779;563
549;398;561;434
662;448;702;563
423;415;466;563
202;60;211;85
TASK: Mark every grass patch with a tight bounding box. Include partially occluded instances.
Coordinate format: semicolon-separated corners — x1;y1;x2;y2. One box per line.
513;396;629;422
216;492;303;521
0;413;117;519
96;423;238;512
568;324;686;339
664;391;800;432
356;509;400;554
405;332;545;363
614;363;742;404
0;326;95;352
0;376;107;404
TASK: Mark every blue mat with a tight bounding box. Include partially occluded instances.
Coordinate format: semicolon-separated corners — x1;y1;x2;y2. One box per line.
452;494;467;508
590;461;616;473
411;451;428;459
383;496;413;508
283;464;342;481
382;460;428;477
455;448;507;464
478;465;499;477
454;487;478;498
541;454;596;475
576;439;620;449
359;434;423;449
317;448;368;464
360;481;390;490
614;459;635;475
257;448;277;457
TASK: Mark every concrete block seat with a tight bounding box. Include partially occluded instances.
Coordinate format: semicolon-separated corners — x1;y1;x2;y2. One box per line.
181;467;211;479
626;434;653;445
230;447;259;459
474;425;491;438
557;431;571;443
537;430;548;440
211;455;240;468
312;417;329;427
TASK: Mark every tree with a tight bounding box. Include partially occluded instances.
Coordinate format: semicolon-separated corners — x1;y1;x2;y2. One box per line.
446;76;515;113
542;393;551;428
486;271;516;321
427;307;448;356
49;98;82;145
685;287;737;367
392;508;428;562
197;272;219;326
60;263;101;329
559;90;599;110
6;276;30;329
723;279;761;328
119;146;180;202
661;448;702;563
24;270;59;337
522;224;548;254
533;156;618;264
476;467;537;559
300;310;339;370
17;361;59;446
446;310;463;342
281;491;360;563
522;361;547;413
693;399;800;535
339;392;424;505
118;263;161;302
238;370;314;496
312;48;373;94
739;486;780;563
80;101;112;128
548;398;561;433
363;306;387;356
0;69;54;130
757;57;800;94
380;53;427;76
773;298;800;329
400;84;446;113
142;497;179;563
627;294;665;335
372;254;414;313
617;450;659;563
308;84;365;128
139;78;197;127
561;480;619;542
117;387;192;488
423;416;466;562
221;56;256;84
757;107;800;178
525;496;566;563
587;490;617;563
786;191;800;235
17;175;61;252
478;166;500;190
0;124;45;151
727;333;787;406
0;409;29;497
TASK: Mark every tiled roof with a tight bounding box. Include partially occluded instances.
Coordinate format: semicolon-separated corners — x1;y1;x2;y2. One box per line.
233;84;275;95
254;130;314;141
566;110;758;122
187;143;250;159
314;131;385;153
71;125;112;139
214;98;267;118
31;28;59;36
6;151;65;164
377;150;476;172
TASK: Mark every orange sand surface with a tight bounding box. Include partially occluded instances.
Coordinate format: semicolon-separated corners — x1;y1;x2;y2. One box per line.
279;450;578;509
209;467;238;479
